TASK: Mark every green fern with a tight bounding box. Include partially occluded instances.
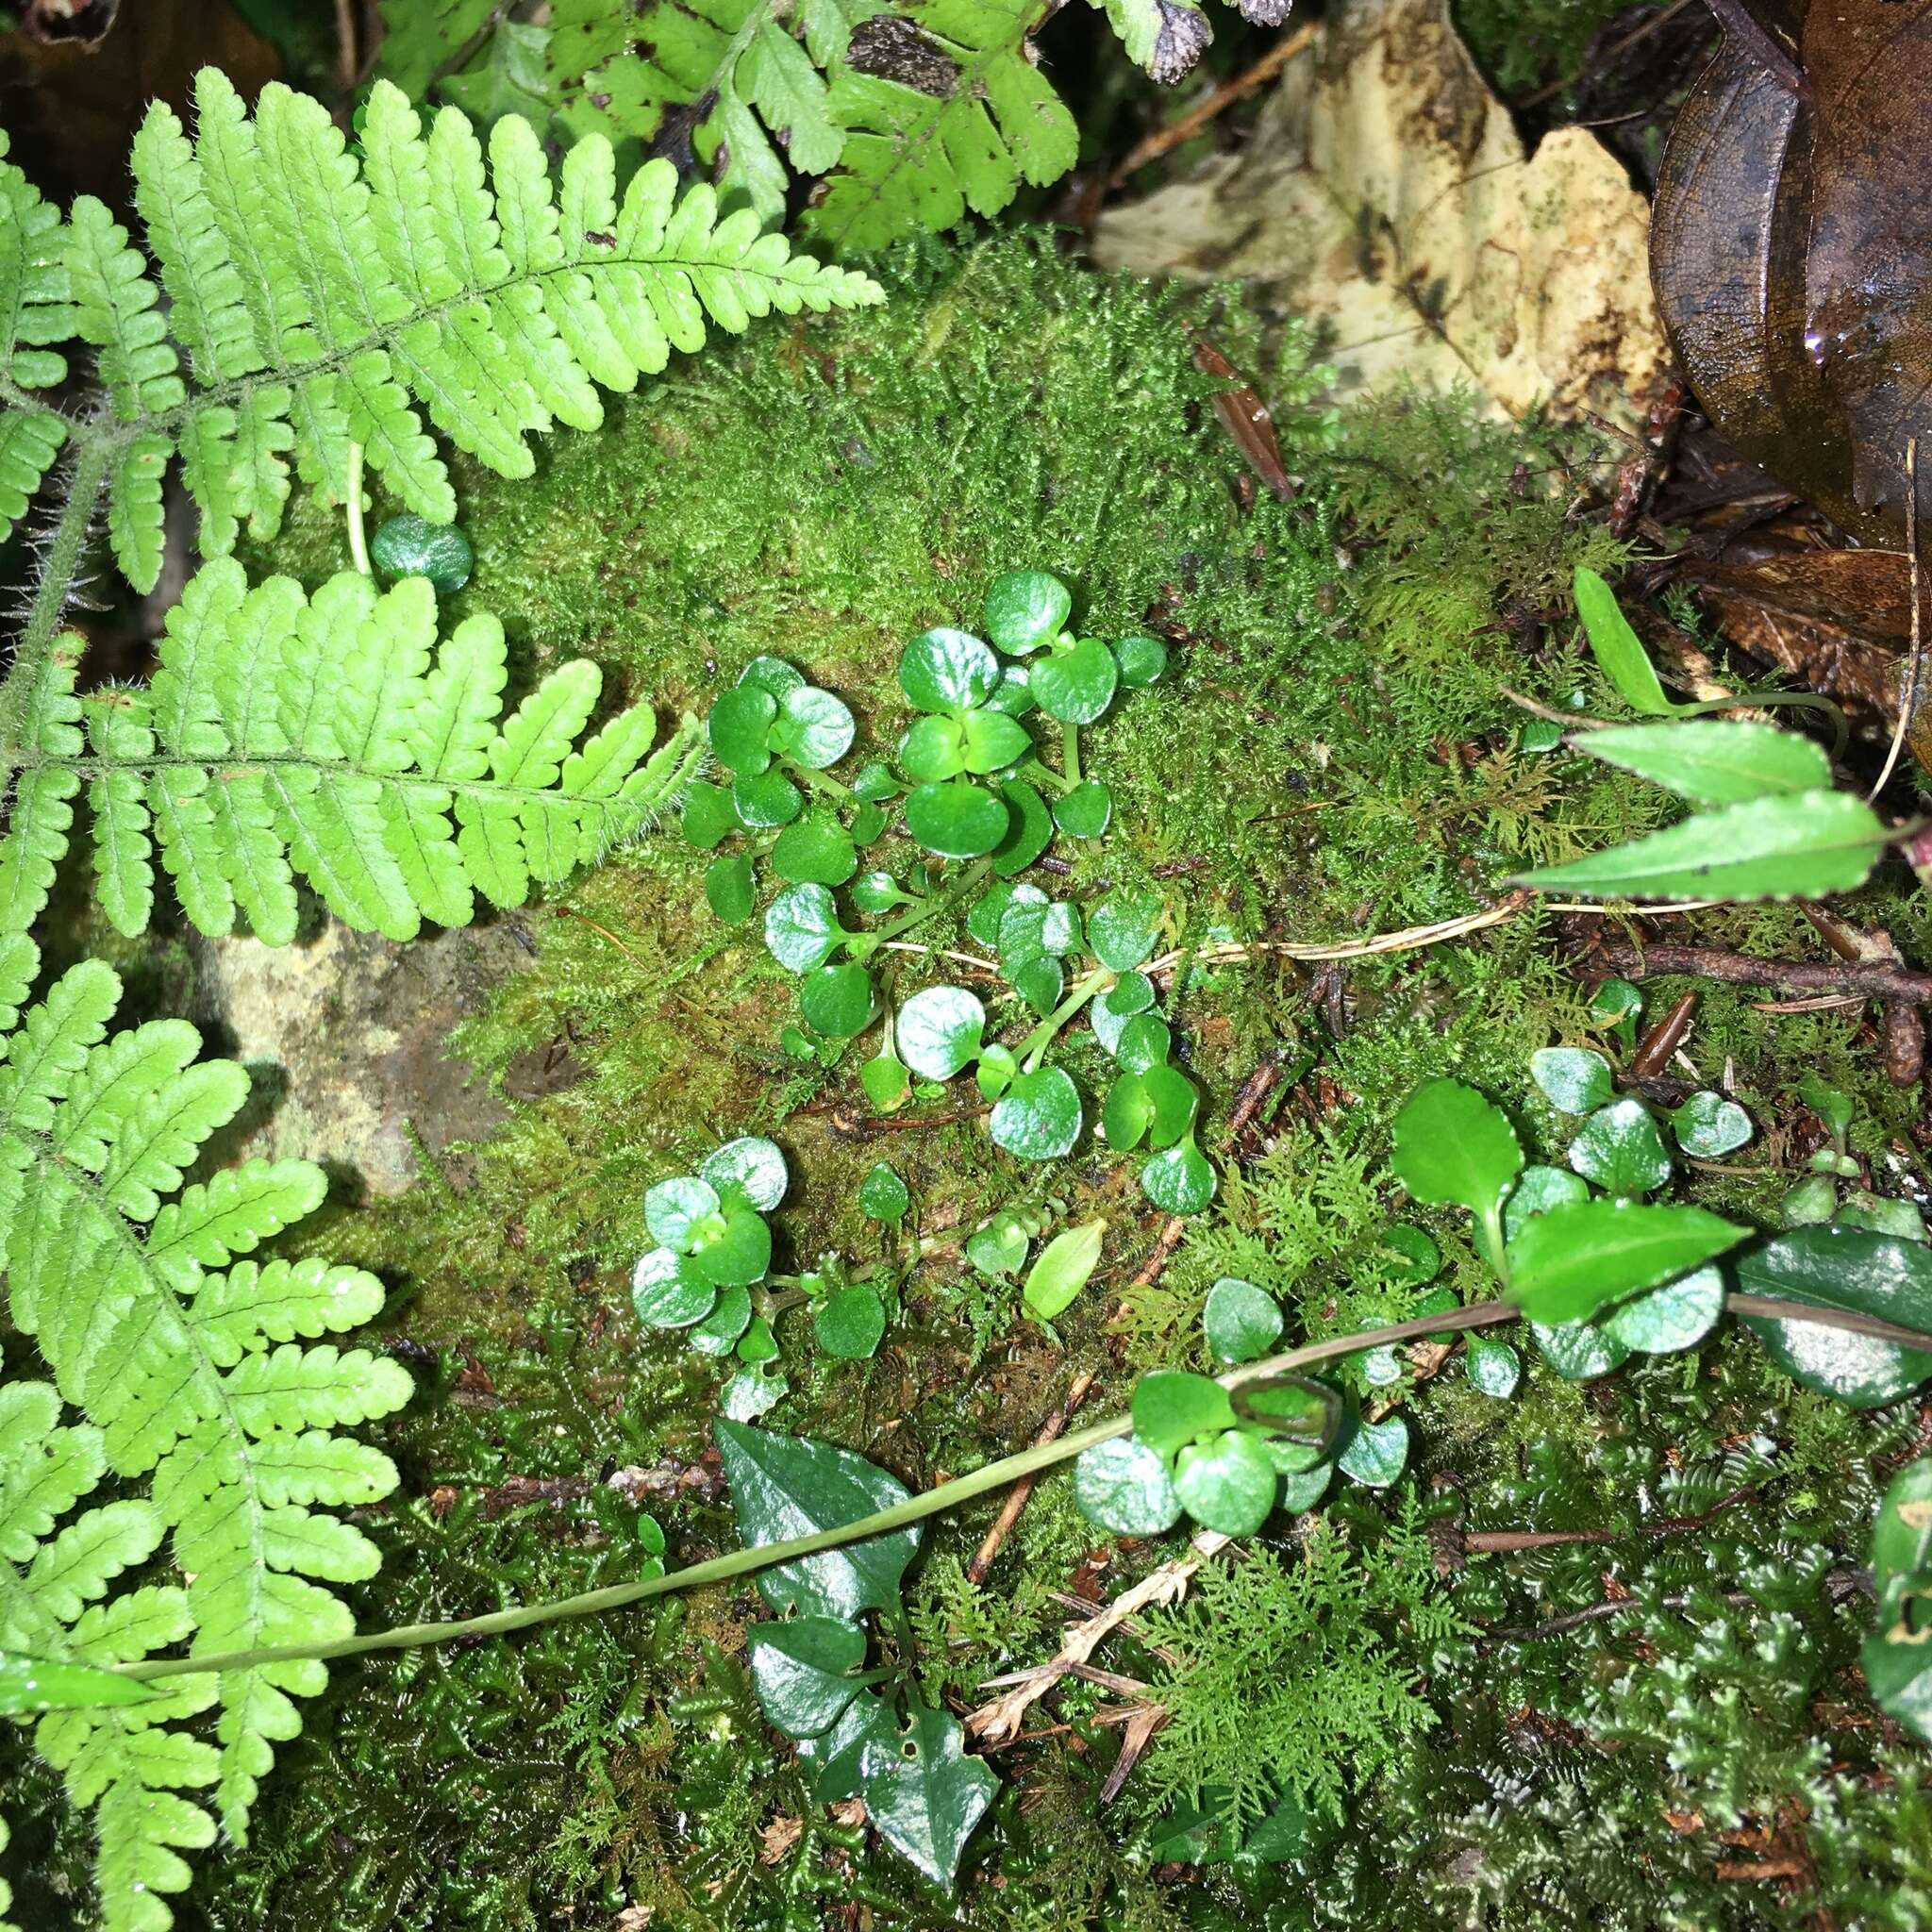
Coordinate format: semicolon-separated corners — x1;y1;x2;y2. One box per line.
0;72;882;592
0;959;414;1925
0;559;705;942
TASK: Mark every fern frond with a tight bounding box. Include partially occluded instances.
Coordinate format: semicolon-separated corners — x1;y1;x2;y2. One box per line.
806;0;1078;254
0;965;415;1919
0;558;706;941
3;74;881;593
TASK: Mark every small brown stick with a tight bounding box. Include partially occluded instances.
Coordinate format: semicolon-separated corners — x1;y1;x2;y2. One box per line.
1147;891;1532;977
966;1370;1098;1585
1108;25;1319;185
1629;991;1698;1080
1870;435;1923;803
1575;935;1932;1007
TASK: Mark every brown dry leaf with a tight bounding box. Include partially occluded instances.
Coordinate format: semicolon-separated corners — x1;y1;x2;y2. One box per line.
758;1816;804;1864
1093;0;1665;421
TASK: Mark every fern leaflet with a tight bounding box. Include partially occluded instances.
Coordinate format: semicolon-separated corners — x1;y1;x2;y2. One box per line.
0;558;705;942
0;73;881;592
0;962;415;1924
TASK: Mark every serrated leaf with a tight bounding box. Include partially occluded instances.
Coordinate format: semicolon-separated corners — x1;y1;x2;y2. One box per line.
1506;1199;1746;1324
1580;719;1833;804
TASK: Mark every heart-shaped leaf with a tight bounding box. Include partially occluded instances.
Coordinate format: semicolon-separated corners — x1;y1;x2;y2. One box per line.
632;1246;718;1327
748;1616;869;1739
1507;1199;1746;1324
985;569;1071;653
1141;1138;1217;1213
1074;1436;1183;1534
1114;1012;1172;1074
1337;1413;1408;1488
1113;633;1168;687
1133;1370;1235;1457
691;1282;754;1355
858;1163;910;1222
858;1701;997;1889
800;961;876;1039
1091;971;1156;1055
1030;638;1119;724
1568;1097;1673;1197
691;1206;773;1289
682;779;741;850
900;627;1000;712
774;685;855;770
733;766;804;828
1088;889;1163;971
714;1421;922;1620
1055;779;1113;839
1204;1277;1283;1364
990;1066;1082;1160
706;854;757;924
900;713;968;783
765;883;844;973
702;1136;790;1212
1174;1429;1278;1534
897;986;986;1080
370;511;473;591
815;1284;887;1359
710;684;779;774
1530;1046;1613;1115
906;779;1009;858
1673;1091;1754;1158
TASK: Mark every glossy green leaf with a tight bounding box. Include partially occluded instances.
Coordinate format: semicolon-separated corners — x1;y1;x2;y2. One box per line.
765;882;844;972
645;1175;722;1251
1799;1074;1856;1139
1502;1163;1588;1243
370;512;473;591
966;1211;1030;1276
852;869;908;914
714;1420;922;1621
702;1136;790;1212
1204;1277;1284;1363
710;683;779;774
1141;1065;1199;1150
1055;779;1113;839
1601;1263;1724;1354
772;816;858;887
721;1364;788;1422
858;1163;910;1222
1102;1071;1153;1152
858;1701;997;1890
1174;1428;1278;1535
1376;1224;1441;1286
682;779;741;850
1528;1317;1630;1381
1133;1370;1236;1457
1568;1097;1673;1197
1516;791;1892;903
1580;719;1832;804
1023;1220;1106;1321
796;1690;891;1803
1091;970;1156;1055
1114;1012;1172;1074
961;708;1031;774
1507;1199;1746;1324
0;1652;157;1717
1141;1138;1217;1213
1574;564;1683;717
990;1066;1082;1160
691;1282;754;1355
1465;1338;1521;1398
991;778;1055;876
632;1246;718;1327
1838;1191;1928;1242
691;1206;773;1289
800;961;876;1039
1030;638;1118;724
733;766;804;828
1009;955;1064;1017
815;1284;887;1359
854;760;899;802
1337;1414;1408;1488
748;1615;868;1739
900;713;968;783
1391;1078;1522;1266
1673;1091;1753;1158
1862;1459;1932;1742
1734;1225;1932;1407
1113;633;1169;687
862;1054;911;1110
1074;1436;1183;1534
741;658;807;698
897;986;986;1080
773;685;856;770
906;779;1008;858
1530;1046;1613;1115
900;627;1000;712
967;880;1026;947
975;1043;1019;1099
1088;889;1163;971
706;853;757;924
985;569;1071;653
1000;895;1080;959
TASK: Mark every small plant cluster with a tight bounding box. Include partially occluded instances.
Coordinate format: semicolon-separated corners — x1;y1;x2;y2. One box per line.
1782;1074;1928;1240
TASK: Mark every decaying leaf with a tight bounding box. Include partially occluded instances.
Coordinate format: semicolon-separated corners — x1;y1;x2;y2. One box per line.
1654;0;1932;541
1093;0;1666;421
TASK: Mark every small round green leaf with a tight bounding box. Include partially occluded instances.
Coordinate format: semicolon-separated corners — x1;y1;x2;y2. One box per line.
733;767;803;828
645;1174;721;1251
1673;1091;1753;1158
990;1065;1082;1160
1141;1064;1198;1150
1337;1414;1408;1489
1009;955;1064;1017
1375;1224;1441;1286
899;714;968;783
1133;1369;1237;1457
897;985;986;1080
816;1284;887;1359
858;1162;910;1222
1502;1163;1589;1243
961;708;1031;774
681;779;741;850
985;569;1071;654
1054;780;1113;840
967;880;1027;947
772;816;858;887
1114;1012;1172;1075
1591;977;1644;1027
701;1136;789;1211
1391;1078;1524;1232
773;685;855;770
691;1282;754;1355
632;1247;718;1327
691;1206;773;1288
1102;1071;1153;1151
1529;1317;1631;1381
765;883;842;973
906;779;1009;858
1091;971;1155;1055
705;853;757;924
991;778;1055;877
740;657;806;698
1464;1338;1521;1397
1088;889;1163;971
800;961;875;1039
1174;1429;1278;1535
1141;1139;1216;1214
861;1054;910;1110
1568;1097;1673;1197
1602;1263;1724;1354
370;512;472;591
852;869;908;913
1277;1463;1331;1513
1074;1436;1182;1534
710;684;778;775
1530;1046;1613;1115
1204;1277;1283;1363
1030;638;1119;724
900;627;1000;711
966;1211;1029;1275
1113;633;1168;687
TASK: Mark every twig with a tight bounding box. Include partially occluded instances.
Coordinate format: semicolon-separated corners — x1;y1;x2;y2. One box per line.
1481;1589;1751;1643
1871;436;1924;803
1108;25;1319;186
1573;934;1932;1007
966;1370;1098;1584
1147;891;1532;977
333;0;359;92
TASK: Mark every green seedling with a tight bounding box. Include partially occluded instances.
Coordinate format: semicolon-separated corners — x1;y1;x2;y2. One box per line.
1780;1076;1928;1240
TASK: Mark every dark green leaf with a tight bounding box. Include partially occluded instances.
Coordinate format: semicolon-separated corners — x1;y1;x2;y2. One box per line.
1113;633;1169;688
858;1701;997;1889
1055;780;1113;839
1568;1097;1673;1197
706;853;757;924
691;1206;772;1289
1091;971;1156;1055
748;1615;869;1739
862;1054;911;1110
765;882;843;973
968;880;1026;947
740;657;806;699
1174;1429;1278;1534
681;779;741;850
733;766;804;828
772;816;858;887
1465;1338;1521;1397
852;868;908;913
853;760;900;802
990;1066;1082;1160
815;1284;887;1359
858;1162;910;1222
1133;1370;1236;1457
1529;1046;1613;1114
1114;1012;1172;1074
1337;1414;1408;1488
632;1247;717;1327
797;1690;891;1803
966;1211;1030;1276
1734;1226;1932;1407
1141;1138;1217;1213
1008;955;1064;1016
1074;1436;1183;1534
773;685;855;770
710;684;778;774
906;780;1009;858
691;1283;754;1355
1799;1074;1856;1138
1580;719;1832;804
1673;1091;1753;1158
1088;889;1163;971
1507;1199;1746;1324
900;627;1000;712
800;961;876;1039
1528;1317;1630;1381
370;512;472;591
991;778;1055;877
1516;791;1892;903
897;986;986;1080
1204;1277;1283;1363
1030;638;1118;724
985;569;1071;654
714;1421;922;1621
